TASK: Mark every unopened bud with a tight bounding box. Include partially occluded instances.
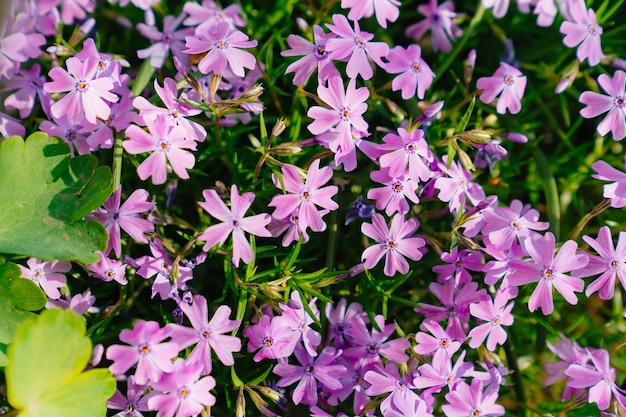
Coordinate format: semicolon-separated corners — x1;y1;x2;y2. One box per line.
499;132;528;143
296;17;309;32
241;84;264;101
255;386;282;403
457;147;475;172
236;387;245;417
270;118;287;139
209;72;222;103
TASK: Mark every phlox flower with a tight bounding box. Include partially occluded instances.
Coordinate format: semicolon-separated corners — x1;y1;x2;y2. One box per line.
197;184;271;267
434;156;486;214
273;346;346;406
367;168;420;216
432;247;484;286
137;13;194;69
508;232;588;315
90;186;155;257
0;11;46;79
591;158;626;207
182;1;245;33
361;213;426;277
364;361;420;415
345;196;375;225
467;289;515;351
39;113;95;156
482;240;525;287
46;289;96;315
343;314;411;366
413;350;474;394
340;0;400;29
123;114;197;185
325;14;389;80
442;378;505;417
579;70;626;141
44;56;119;125
533;0;558;27
267;210;316;247
268;159;339;233
574;226;626;300
107;375;153;417
0;110;25;138
243;314;292;361
2;63;51;118
278;291;323;357
385;44;435;100
57;0;96;25
480;199;549;251
86;85;138;150
148;358;216;417
281;24;340;86
559;0;603;67
75;38;127;87
414;320;461;364
325;297;366;349
544;334;590;402
106;320;181;385
476;62;526;114
406;0;462;53
482;0;510;19
386;395;433;417
379;127;432;183
316;126;383;172
134;240;193;300
18;258;71;299
86;252;127;285
183;21;257;77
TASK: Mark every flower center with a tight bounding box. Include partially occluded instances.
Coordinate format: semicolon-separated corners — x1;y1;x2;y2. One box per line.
139;345;150;355
262;337;274;347
367;342;379;354
614;96;625;108
315;45;327;59
412;62;421;72
216;40;228;49
355;37;365;48
441;339;449;347
386;240;396;249
202;330;211;338
587;24;599;35
503;75;514;86
302;191;311;199
306;365;314;373
159;140;170;151
340;107;351;121
178;387;190;398
405;142;416;153
472;409;481;417
611;260;619;269
163;32;173;44
105;269;115;281
544;268;553;279
392;181;403;192
76;80;88;92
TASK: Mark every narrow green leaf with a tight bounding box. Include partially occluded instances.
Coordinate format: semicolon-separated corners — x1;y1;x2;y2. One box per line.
9;278;46;311
455;96;476;133
131;59;155;96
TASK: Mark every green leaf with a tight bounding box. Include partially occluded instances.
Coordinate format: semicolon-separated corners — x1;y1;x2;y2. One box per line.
6;308;116;417
455;95;476;133
10;277;46;311
0;133;111;264
131;58;155;96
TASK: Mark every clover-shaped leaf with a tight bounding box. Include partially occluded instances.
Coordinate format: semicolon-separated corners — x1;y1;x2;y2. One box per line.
6;308;116;417
0;133;112;264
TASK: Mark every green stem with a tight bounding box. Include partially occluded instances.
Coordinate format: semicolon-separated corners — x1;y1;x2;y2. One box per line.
503;338;528;416
532;147;560;241
325;208;339;271
112;131;124;193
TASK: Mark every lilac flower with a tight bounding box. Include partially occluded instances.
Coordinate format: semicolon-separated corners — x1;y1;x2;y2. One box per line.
473;140;508;172
75;38;126;87
273;346;346;406
123;114;197;185
565;348;626;410
559;0;603;67
316;126;383;172
508;232;588;315
480;199;549;251
579;70;626;141
107;376;153;417
406;0;462;53
182;1;245;33
278;291;323;357
435;156;486;214
443;378;505;417
244;314;292;361
574;226;626;300
324;298;366;349
345;196;375;225
384;45;435;100
482;0;510;19
57;0;96;25
148;358;216;417
482;241;525;287
281;25;340;86
183;21;257;77
343;314;410;366
197;184;271;267
414;320;461;363
367;168;420;216
364;361;420;415
385;389;433;417
268;159;339;233
432;247;484;286
544;334;590;394
325;14;389;80
86;86;138;150
106;320;181;385
2;63;51;118
46;289;96;315
90;186;155;257
137;14;194;69
533;0;558;27
340;0;400;28
379;127;432;183
18;258;71;299
134;240;193;300
591;158;626;207
468;289;515;351
0;12;46;78
307;75;369;141
413;350;473;394
361;213;426;277
39;114;95;156
44;57;119;125
267;210;312;247
0;110;25;138
476;62;527;114
86;252;127;285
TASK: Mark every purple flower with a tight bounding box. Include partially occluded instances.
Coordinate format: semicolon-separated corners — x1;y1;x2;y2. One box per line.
2;63;51;118
0;12;46;78
18;258;71;299
579;70;626;141
123;114;197;185
442;378;505;417
278;291;323;357
39;114;95;156
107;376;153;417
343;314;410;366
414;320;461;364
482;0;510;18
591;158;626;207
324;297;366;349
183;21;257;77
137;14;194;69
480;199;549;251
46;289;96;315
574;226;626;300
281;24;340;86
508;232;588;315
544;334;590;402
435;156;486;214
414;350;473;394
325;14;389;80
273;346;346;406
244;314;292;362
364;361;420;415
345;196;375;225
134;240;193;300
476;62;527;114
367;168;420;216
340;0;400;28
385;389;433;417
197;184;271;267
268;159;339;233
44;57;119;125
90;186;155;257
406;0;462;53
432;247;484;286
361;213;426;277
467;289;515;351
384;44;435;100
148;358;216;417
86;252;127;285
75;38;127;87
379;127;433;183
182;1;246;33
106;320;181;385
559;0;603;67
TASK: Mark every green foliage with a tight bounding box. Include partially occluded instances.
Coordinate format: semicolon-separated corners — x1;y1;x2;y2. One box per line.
0;133;112;264
6;308;116;417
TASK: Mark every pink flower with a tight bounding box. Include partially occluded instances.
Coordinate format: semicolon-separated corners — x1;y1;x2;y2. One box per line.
442;378;505;417
137;14;194;69
183;21;257;77
435;156;486;214
325;14;389;80
591;158;626;207
39;114;95;156
107;375;152;417
508;232;588;315
0;12;46;78
367;168;420;216
167;295;241;375
433;247;484;286
197;184;271;267
414;350;473;393
75;38;126;87
579;70;626;141
2;63;51;118
385;45;435;100
182;1;246;32
477;62;527;114
559;0;603;67
44;57;119;125
340;0;400;28
86;252;128;285
482;0;510;18
281;24;340;86
268;159;339;233
243;314;292;362
18;258;71;300
480;199;549;251
361;213;426;276
406;0;462;53
414;320;461;364
46;289;96;316
379;127;432;183
343;314;411;366
123;114;197;185
134;240;193;301
467;289;515;351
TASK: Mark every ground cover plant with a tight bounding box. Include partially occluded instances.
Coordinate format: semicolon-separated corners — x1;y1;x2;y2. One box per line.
0;0;626;416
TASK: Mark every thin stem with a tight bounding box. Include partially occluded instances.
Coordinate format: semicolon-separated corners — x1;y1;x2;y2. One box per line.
503;338;528;417
568;199;611;240
532;147;560;241
325;207;339;271
112;130;124;193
